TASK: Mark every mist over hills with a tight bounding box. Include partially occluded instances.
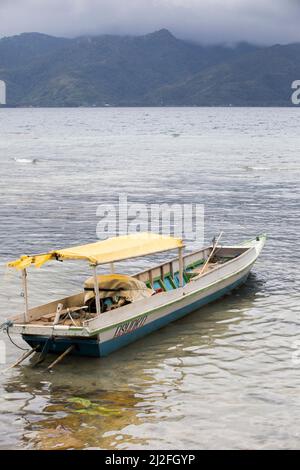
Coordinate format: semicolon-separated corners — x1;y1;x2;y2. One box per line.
0;29;298;106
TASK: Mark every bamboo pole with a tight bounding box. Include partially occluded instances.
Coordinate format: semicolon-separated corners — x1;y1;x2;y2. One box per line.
199;231;223;276
47;345;75;370
22;269;29;323
93;265;101;315
178;247;184;287
2;346;39;373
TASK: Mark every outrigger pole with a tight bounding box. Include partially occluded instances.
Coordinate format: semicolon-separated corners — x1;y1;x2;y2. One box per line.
47;345;75;370
22;269;29;323
2;346;39;373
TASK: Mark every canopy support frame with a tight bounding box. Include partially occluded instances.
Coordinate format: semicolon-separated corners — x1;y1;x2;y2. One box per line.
93;265;102;315
178;247;184;288
22;269;29;323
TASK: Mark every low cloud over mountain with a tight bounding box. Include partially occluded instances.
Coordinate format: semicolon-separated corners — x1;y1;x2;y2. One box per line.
0;1;300;45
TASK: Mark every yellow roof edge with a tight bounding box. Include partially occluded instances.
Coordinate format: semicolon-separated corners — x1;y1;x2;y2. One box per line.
7;232;184;270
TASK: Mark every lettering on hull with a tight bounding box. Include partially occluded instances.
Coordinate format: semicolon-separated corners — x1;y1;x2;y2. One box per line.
114;315;148;337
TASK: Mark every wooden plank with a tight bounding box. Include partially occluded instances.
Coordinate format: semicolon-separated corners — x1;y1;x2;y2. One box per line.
148;270;153;288
2;346;39;373
47;346;75;370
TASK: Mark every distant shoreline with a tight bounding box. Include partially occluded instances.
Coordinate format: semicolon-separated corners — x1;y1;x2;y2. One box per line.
1;105;300;109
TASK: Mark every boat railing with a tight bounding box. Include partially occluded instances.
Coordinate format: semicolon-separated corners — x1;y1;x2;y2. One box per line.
135;245;249;290
135;246;212;288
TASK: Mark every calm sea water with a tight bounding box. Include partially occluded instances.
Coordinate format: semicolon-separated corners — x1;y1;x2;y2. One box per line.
0;107;300;449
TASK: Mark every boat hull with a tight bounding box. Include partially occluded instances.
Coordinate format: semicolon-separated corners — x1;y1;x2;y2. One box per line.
22;269;250;358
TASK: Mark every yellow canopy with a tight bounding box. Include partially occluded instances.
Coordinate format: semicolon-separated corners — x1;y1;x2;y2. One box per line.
7;233;183;270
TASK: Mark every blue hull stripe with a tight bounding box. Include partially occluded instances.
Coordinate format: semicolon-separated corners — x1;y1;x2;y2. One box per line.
23;273;248;358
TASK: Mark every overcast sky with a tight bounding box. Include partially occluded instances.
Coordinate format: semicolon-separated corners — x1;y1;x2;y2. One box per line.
0;0;299;45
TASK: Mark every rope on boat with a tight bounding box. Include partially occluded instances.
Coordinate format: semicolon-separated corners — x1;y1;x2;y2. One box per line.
0;320;29;351
32;336;52;366
0;320;13;332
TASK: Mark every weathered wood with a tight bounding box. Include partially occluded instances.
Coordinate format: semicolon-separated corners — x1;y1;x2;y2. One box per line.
40;313;56;322
47;345;75;370
148;269;153;288
53;303;63;326
199;232;223;276
40;305;88;324
2;346;39;373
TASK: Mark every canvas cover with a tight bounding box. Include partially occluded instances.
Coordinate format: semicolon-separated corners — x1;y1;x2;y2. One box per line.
84;273;154;303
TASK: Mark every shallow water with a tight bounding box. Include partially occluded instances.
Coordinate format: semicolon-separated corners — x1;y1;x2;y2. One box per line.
0;107;300;449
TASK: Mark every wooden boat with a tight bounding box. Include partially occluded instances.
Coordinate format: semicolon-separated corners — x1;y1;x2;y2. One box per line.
4;232;266;360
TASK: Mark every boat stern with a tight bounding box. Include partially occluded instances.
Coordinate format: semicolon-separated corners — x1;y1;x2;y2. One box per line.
22;334;102;357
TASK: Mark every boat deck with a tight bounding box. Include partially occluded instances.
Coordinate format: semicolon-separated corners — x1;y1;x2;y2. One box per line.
25;249;242;328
